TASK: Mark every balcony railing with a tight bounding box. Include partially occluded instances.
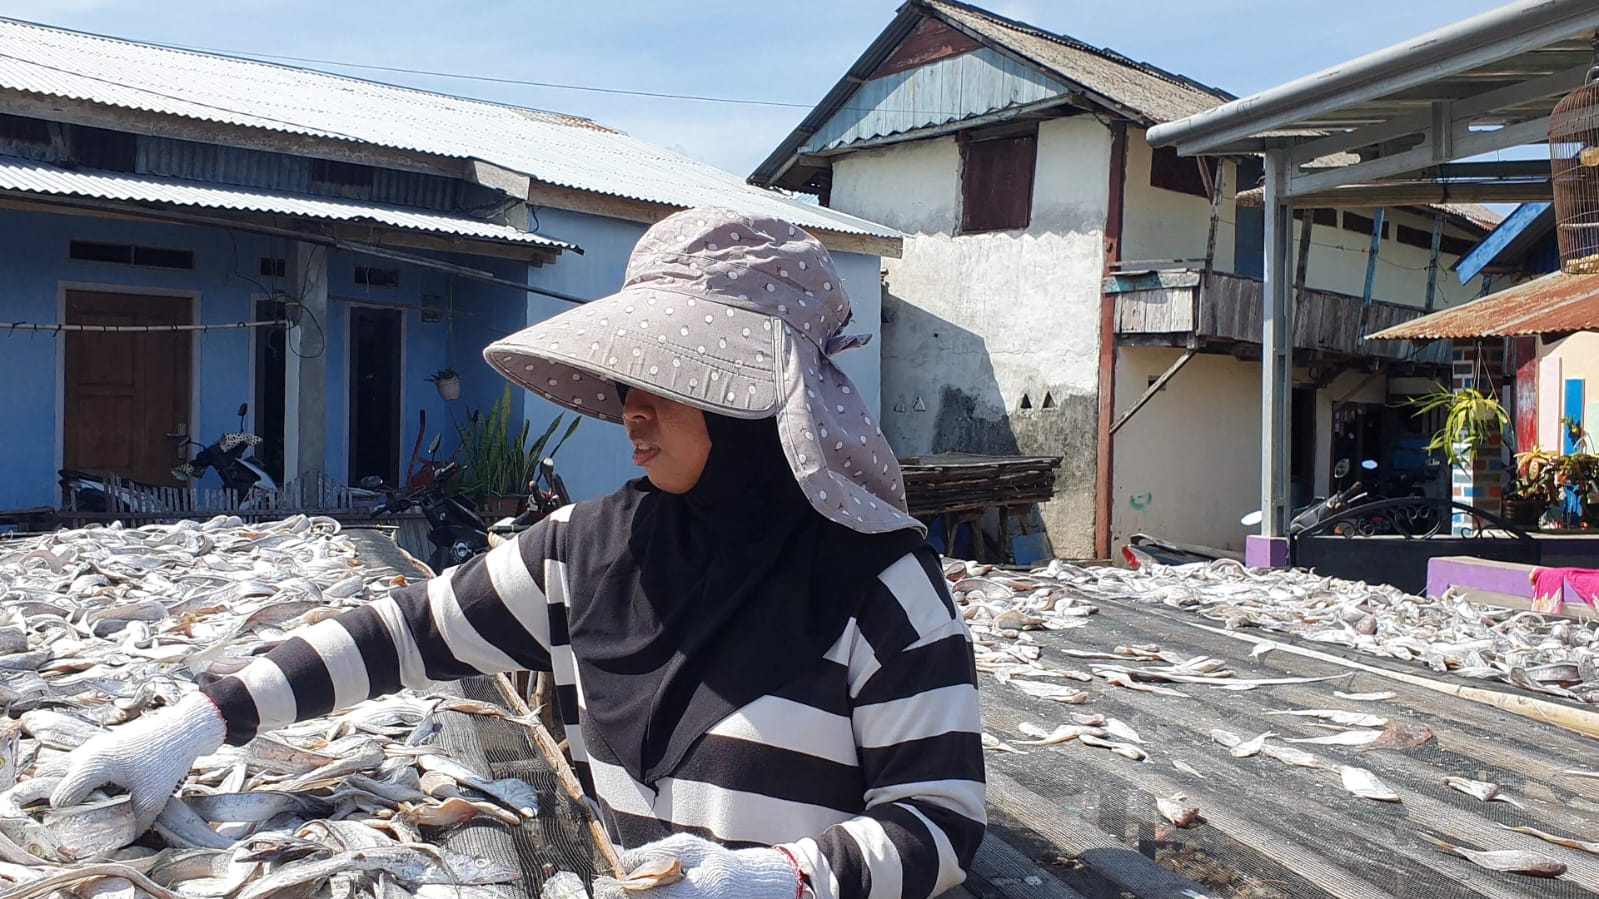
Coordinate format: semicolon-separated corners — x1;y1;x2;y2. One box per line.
1108;271;1449;364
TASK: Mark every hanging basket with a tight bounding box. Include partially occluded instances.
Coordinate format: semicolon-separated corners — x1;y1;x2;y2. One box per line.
434;376;461;401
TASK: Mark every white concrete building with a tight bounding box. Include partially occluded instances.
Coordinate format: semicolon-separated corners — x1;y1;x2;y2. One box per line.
753;0;1495;559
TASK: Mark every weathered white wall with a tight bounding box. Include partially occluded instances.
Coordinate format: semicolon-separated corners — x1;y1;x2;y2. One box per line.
1289;208;1487;309
1119;132;1237;270
830;116;1112;556
1537;332;1599;449
1112;348;1261;552
1114;350;1398;550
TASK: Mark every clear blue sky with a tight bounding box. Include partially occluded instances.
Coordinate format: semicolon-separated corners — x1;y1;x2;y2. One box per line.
7;0;1513;177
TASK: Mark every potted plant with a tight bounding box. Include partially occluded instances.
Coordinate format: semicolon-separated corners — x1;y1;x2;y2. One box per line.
1504;447;1560;528
1409;383;1510;469
427;368;461;402
457;385;580;517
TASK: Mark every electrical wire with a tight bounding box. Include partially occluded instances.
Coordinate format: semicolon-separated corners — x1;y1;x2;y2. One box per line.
0;40;968;118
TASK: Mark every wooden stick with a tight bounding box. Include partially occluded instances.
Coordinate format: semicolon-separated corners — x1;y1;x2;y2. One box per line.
1185;620;1599;740
494;672;627;878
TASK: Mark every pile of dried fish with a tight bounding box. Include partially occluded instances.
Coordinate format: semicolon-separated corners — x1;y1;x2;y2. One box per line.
0;516;547;898
1011;557;1599;702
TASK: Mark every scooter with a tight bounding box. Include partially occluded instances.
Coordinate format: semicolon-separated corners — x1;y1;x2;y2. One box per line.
174;404;277;509
60;403;278;513
377;436;571;572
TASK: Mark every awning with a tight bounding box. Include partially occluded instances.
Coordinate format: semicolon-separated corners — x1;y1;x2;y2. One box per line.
0;157;578;255
1367;269;1599;340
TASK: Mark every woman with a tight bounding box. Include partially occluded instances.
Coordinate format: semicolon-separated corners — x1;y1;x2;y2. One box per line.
51;208;986;899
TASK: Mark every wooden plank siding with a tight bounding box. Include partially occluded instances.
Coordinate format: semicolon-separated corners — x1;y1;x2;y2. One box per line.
1114;271;1450;364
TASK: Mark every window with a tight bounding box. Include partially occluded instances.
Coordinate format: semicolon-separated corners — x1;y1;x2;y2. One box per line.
354;266;400;289
1149;145;1216;198
960;132;1036;233
0;114;51;147
259;257;287;278
67;126;137;172
1296;208;1337;227
1341;212;1390;239
69;240;194;270
311;159;375;189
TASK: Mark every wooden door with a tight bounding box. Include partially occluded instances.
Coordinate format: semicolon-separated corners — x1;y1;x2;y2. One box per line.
63;291;193;484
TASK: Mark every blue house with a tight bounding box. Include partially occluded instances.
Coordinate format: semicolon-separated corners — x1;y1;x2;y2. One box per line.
0;18;901;515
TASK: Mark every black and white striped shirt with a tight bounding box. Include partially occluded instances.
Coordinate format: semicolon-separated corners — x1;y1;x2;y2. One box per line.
203;502;987;899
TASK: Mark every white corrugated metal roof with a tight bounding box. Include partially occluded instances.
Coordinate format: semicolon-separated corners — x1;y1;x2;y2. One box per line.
0;18;902;243
0;156;576;249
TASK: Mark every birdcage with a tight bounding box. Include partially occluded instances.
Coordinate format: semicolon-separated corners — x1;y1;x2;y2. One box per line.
1551;46;1599;274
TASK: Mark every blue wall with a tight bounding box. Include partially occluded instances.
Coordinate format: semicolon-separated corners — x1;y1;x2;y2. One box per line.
0;209;270;509
0;207;530;509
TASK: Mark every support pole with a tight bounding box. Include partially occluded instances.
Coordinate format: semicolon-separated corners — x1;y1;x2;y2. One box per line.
1425;214;1445;311
288;241;329;486
1109;350;1195;435
1361;208;1386;306
1094;123;1129;561
1251;151;1295;568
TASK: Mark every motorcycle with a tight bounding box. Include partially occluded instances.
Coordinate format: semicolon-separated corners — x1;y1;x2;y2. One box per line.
1239;458;1371;537
60;403;278;513
378;435;571;572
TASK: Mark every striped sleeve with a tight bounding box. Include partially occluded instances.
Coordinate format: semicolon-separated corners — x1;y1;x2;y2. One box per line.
201;508;571;744
785;549;986;899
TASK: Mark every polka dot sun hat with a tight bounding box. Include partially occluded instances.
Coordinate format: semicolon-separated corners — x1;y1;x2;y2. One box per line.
483;206;922;536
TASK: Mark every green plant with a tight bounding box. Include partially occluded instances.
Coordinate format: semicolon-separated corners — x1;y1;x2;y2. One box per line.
1508;447;1561;503
426;368;460;384
1409;383;1509;469
456;385;580;496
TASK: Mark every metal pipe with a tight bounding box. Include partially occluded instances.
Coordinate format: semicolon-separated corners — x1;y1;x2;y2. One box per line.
1148;0;1599;154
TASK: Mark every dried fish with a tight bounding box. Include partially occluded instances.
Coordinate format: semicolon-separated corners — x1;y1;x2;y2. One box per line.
1155;793;1199;827
0;516;542;895
1443;776;1520;807
1501;824;1599;856
1260;744;1321;769
1171;760;1205;778
1334;691;1397;702
1102;718;1143;744
1078;734;1147;761
1009;681;1090;704
1014;557;1599;703
1266;709;1388;728
1339;766;1401;802
981;733;1027;754
1229;732;1275;759
1015;723;1103;746
1286;730;1383;746
1422;834;1565;878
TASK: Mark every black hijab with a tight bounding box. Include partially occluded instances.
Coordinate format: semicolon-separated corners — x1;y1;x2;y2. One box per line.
563;407;925;785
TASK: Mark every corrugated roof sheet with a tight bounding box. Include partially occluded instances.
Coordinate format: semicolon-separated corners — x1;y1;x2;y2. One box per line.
0;17;901;242
923;0;1233;125
1368;270;1599;339
0;156;575;249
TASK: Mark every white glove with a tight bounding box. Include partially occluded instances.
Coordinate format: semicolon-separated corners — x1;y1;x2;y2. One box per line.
593;833;801;899
50;692;226;831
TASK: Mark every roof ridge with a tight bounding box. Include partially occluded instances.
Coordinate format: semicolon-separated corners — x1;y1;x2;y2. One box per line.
0;16;609;131
918;0;1234;103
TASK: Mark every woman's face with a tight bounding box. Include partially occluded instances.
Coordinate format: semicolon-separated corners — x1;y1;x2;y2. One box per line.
622;387;712;494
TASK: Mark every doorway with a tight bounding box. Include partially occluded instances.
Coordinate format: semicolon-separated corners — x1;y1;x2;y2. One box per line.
348;307;402;487
63;290;193;484
253;298;288;484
